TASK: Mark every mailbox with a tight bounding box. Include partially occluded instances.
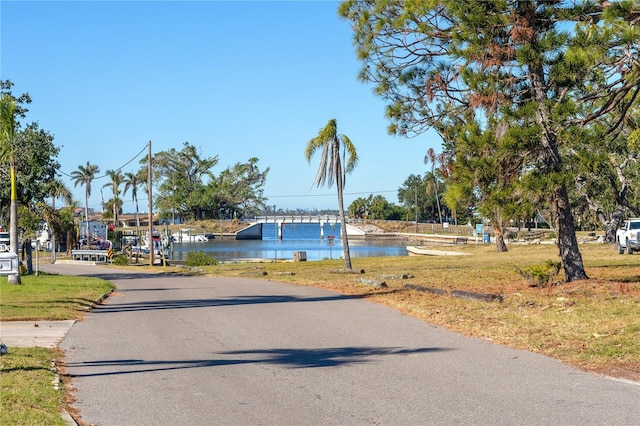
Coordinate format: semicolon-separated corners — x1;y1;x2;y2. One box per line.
0;251;19;275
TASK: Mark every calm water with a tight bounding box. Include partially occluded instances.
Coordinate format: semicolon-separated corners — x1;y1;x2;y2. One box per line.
170;223;409;262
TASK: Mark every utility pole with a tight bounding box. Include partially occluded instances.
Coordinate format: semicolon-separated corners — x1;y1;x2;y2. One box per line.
415;185;418;232
147;141;153;267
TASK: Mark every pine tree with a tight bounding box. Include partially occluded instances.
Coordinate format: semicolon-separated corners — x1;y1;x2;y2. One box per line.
340;0;640;281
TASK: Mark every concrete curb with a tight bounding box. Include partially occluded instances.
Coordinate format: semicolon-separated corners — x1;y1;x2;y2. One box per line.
61;410;78;426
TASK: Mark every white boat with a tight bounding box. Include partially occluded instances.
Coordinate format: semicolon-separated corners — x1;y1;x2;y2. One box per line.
406;246;470;256
122;235;139;246
141;230;165;255
171;229;209;242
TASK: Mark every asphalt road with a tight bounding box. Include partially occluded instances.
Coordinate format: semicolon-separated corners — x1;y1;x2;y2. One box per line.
44;263;639;425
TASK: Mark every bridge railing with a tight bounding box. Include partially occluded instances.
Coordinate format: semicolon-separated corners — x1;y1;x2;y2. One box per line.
251;215;342;224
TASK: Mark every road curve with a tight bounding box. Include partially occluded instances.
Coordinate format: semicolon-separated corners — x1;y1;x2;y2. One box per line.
44;264;639;425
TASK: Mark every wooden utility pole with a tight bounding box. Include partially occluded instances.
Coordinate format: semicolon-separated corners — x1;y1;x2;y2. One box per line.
147;141;153;267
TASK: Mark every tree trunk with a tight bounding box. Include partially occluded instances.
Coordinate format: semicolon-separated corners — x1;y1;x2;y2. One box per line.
529;63;587;282
337;163;353;270
51;196;56;263
66;228;77;255
135;198;141;229
494;227;508;252
25;238;33;274
575;175;623;243
493;208;508;252
605;210;624;243
8;163;21;284
434;185;443;225
552;185;588;282
84;192;90;241
51;228;56;263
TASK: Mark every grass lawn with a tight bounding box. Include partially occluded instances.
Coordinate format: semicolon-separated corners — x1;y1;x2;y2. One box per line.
0;347;68;426
1;273;114;425
0;273;114;321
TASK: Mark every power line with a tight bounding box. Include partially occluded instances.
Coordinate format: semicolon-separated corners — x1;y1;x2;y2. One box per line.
83;189;401;209
58;142;148;180
265;190;398;198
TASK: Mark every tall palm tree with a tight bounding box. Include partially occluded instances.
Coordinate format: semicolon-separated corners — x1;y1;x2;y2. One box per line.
103;169;124;227
424;171;443;223
424;148;444;225
44;178;72;263
0;94;20;283
305;119;358;270
123;171;141;230
71;161;100;242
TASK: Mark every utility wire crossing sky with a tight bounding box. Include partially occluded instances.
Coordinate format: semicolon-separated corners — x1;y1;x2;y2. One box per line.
1;1;441;212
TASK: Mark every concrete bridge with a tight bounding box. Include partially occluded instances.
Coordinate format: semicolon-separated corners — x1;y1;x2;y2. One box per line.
249;215;342;239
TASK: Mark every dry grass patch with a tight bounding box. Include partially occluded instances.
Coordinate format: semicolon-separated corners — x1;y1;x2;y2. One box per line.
203;242;640;382
161;219;250;234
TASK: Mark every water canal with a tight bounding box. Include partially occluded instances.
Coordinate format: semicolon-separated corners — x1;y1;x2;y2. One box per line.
169;222;409;262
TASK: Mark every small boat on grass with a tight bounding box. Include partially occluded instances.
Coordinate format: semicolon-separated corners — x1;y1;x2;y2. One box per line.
406;246;471;256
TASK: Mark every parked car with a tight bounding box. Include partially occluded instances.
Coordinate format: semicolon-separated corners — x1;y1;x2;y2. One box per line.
616;218;640;254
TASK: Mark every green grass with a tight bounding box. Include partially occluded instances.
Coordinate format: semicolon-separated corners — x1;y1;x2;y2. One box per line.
0;273;114;321
1;272;113;424
0;347;67;425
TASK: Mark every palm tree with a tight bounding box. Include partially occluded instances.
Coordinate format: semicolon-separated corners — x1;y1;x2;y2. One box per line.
424;148;444;225
103;169;124;227
60;201;80;255
305;119;358;270
123;171;142;230
44;178;72;263
424;171;443;223
0;94;20;283
71;161;100;242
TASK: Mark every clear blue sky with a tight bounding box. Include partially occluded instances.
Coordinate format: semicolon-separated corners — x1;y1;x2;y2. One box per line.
1;0;441;214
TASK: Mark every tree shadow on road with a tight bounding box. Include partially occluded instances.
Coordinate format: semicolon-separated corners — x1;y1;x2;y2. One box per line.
92;293;372;313
64;346;451;377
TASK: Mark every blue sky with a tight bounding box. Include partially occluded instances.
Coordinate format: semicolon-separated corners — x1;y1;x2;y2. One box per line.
1;0;441;213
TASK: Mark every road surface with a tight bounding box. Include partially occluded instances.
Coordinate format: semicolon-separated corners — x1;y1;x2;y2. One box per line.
43;263;638;425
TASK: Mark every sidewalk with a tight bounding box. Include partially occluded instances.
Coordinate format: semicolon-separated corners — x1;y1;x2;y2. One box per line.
0;320;76;348
0;320;79;425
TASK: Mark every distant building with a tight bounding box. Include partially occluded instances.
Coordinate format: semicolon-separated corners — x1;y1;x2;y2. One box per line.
74;207;96;217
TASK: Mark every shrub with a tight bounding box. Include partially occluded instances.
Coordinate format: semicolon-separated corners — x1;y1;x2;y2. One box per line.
515;260;562;287
112;254;129;266
185;250;218;266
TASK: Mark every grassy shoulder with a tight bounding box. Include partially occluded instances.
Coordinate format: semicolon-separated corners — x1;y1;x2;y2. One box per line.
0;273;115;321
0;347;68;426
1;273;114;425
194;242;640;382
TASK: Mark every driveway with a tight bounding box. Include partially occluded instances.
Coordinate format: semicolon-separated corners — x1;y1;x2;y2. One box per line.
43;264;639;425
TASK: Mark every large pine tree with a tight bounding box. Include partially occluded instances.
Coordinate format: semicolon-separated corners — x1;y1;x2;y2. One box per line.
340;0;640;281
